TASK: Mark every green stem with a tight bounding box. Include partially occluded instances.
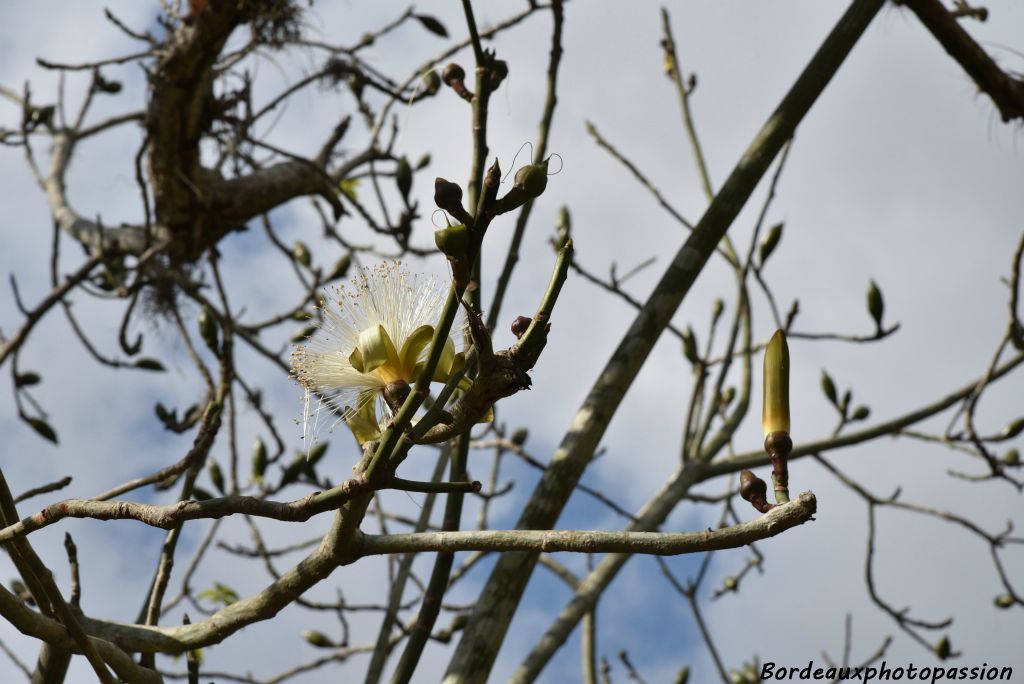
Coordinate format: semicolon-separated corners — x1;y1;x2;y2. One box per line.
362;449;450;684
389;435;470;684
487;0;564;333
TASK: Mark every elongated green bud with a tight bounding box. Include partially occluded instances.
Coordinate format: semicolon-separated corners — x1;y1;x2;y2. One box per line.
820;369;838;406
208;460;225;495
252;438;268;482
395;157;412;199
762;329;790;436
292;241;311;267
759;222;783;265
198;305;219;351
681;326;699;365
302;630;334;648
1000;417;1024;440
867;279;884;329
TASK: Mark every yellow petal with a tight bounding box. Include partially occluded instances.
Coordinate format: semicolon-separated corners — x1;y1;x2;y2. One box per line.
434;338;456;380
433;343;465;383
399;325;435;377
346;392;382;445
349;346;365;373
358;324;399;374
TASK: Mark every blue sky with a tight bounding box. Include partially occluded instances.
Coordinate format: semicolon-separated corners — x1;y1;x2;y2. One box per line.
1;1;1023;682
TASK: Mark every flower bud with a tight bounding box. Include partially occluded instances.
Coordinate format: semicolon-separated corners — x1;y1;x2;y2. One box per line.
1002;448;1020;466
681;327;699;365
510;427;529;446
555;206;572;250
820;370;838;407
1000;417;1024;440
675;666;690;684
994;594;1015;609
511;315;532;338
198;306;219;352
208;460;225;495
434;224;470;258
291;326;317;343
14;371;41;387
292;241;312;267
395;157;412;199
867;280;884;330
488;59;509;90
442;63;465;87
252;438;268;482
514;159;549;199
852;405;870;421
422;70;441;95
712;298;724;321
759;222;783;265
739;469;772;513
762;330;790;436
434;177;464;215
739;469;767;501
935;635;951;660
302;630;334;648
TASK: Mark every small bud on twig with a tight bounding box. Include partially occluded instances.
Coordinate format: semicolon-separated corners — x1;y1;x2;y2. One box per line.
511;316;532;338
442;62;472;100
739;469;773;513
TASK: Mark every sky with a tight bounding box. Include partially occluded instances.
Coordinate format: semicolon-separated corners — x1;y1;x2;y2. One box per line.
0;1;1023;682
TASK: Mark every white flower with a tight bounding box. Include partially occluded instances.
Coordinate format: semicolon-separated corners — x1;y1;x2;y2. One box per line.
291;262;463;446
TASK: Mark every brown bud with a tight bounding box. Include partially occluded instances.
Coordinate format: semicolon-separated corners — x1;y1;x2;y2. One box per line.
383;379;411;411
764;431;793;458
739;470;772;513
511;315;532;338
488;59;509;90
442;63;465;86
434;177;464;215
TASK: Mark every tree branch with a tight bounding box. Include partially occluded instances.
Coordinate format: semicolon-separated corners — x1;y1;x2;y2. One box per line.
361;492;815;557
899;0;1024;122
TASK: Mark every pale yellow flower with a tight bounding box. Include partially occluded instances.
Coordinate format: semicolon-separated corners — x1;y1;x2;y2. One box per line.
291;262;463;446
